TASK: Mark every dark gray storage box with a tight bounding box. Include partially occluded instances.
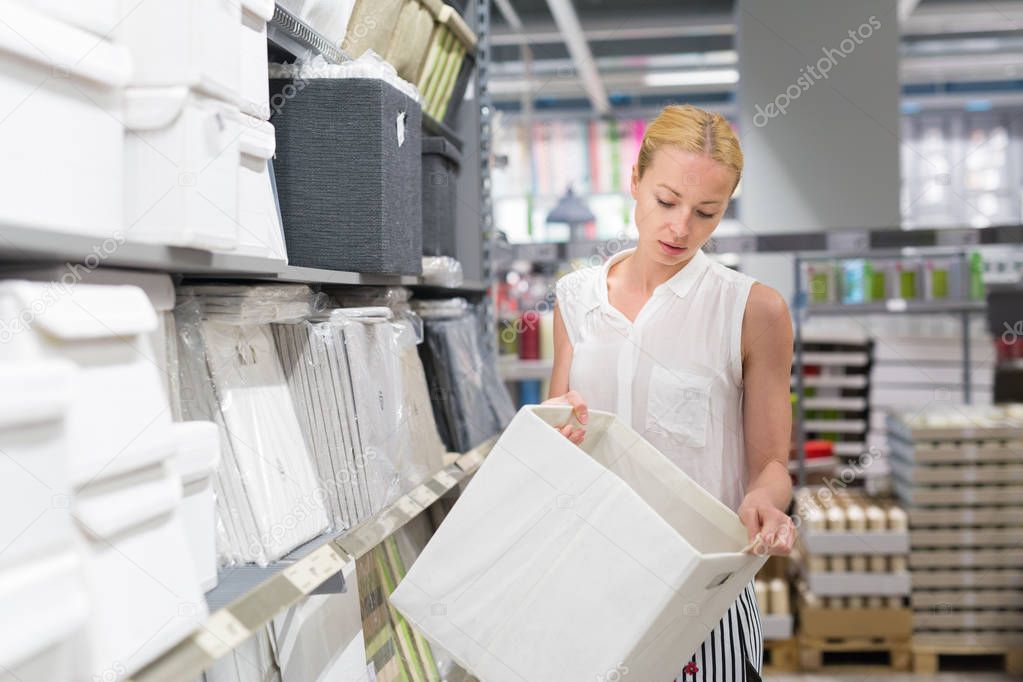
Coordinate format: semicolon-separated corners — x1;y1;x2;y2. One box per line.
269;77;422;275
421;136;461;257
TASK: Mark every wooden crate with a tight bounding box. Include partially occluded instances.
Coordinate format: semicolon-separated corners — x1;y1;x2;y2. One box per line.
798;635;911;672
762;637;798;673
913;640;1023;675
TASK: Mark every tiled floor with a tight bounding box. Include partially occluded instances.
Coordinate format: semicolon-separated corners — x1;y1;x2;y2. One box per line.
767;675;1022;681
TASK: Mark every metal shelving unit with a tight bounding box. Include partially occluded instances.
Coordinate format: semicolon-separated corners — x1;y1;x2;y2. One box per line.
128;438;497;682
792;248;986;487
0;223;490;292
498;356;553;381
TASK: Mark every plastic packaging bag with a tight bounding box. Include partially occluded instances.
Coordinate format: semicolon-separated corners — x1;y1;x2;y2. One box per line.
273;307;445;530
268;52;420;102
174;286;330;566
329;286;424;344
420;256;464;288
414;299;515;452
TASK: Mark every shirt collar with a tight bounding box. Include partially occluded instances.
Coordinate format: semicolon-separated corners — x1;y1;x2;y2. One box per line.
598;247;711;308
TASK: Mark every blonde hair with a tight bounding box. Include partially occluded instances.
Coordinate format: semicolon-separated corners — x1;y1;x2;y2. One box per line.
637;105;743;190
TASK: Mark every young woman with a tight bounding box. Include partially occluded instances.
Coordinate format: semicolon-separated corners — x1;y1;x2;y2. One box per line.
547;105;795;681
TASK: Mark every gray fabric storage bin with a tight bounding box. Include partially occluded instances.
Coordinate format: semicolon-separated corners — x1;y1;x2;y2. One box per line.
270;77;422;275
421;136;460;257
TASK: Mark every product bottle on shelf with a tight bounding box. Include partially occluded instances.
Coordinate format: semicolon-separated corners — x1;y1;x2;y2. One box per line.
768;578;789;615
865;505;888;572
825;506;848;572
887;507;908;573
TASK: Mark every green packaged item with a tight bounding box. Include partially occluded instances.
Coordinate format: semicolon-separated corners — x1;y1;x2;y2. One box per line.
808;266;830;304
898;265;917;299
870;268;887;301
969;251;985;300
927;262;949;299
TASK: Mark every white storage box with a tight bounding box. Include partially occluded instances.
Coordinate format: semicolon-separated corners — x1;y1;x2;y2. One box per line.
124;87;241;251
171;421;221;592
0;1;129;238
113;0;240;102
76;461;208;676
238;116;287;262
0;361;74;570
0;267;178;407
16;0;119;35
0;551;89;682
240;0;273;119
0;281;173;487
391;405;767;682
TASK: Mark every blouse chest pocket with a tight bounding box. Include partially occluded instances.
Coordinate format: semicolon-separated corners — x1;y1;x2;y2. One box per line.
645;365;713;448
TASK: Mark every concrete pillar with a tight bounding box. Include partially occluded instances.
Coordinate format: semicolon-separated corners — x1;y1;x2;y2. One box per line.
736;0;901;233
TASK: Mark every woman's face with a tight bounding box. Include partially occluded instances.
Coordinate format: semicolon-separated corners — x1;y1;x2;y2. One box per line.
630;147;736;265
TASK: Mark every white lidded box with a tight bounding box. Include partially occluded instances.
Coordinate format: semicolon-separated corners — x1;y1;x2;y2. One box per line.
16;0;120;36
123;87;241;251
0;281;173;487
113;0;240;103
241;0;274;119
76;454;208;677
391;405;767;682
170;421;221;592
238;115;288;262
0;551;89;682
0;0;129;239
0;360;74;570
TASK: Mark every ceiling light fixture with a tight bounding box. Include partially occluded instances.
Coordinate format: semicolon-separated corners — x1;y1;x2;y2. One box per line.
643;69;740;87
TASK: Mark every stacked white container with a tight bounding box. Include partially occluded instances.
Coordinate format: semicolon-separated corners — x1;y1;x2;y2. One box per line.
111;0;278;256
0;280;209;679
0;357;90;681
0;1;130;240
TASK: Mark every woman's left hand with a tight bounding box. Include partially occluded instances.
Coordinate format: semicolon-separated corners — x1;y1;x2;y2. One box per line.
737;490;795;556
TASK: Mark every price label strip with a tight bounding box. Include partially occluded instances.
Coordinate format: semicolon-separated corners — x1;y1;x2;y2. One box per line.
194;611;250;659
283;544;348;593
434;469;460;489
408;484;440;509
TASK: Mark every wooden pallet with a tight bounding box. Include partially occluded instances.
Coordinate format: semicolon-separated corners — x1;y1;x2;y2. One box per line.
762;637;798;673
798;635;911;672
913;641;1023;674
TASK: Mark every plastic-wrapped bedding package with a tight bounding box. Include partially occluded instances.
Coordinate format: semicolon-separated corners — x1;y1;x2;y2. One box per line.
329;286;423;343
273;306;445;530
174;285;330;566
415;298;516;452
338;308;418;513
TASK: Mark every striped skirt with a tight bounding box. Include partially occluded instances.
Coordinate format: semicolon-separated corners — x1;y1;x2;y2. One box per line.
676;582;763;681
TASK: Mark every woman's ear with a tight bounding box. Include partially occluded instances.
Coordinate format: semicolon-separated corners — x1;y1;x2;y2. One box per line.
630;164;640;199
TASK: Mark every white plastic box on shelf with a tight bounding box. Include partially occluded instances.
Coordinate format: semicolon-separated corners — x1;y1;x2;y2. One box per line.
170;421;221;592
0;361;74;570
113;0;240;103
238;116;287;262
0;267;180;414
75;447;208;677
123;87;241;251
241;0;274;119
0;281;172;487
16;0;119;35
0;1;129;239
0;551;89;682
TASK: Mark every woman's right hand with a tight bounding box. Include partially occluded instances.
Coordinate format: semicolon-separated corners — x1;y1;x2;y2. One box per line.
542;390;589;445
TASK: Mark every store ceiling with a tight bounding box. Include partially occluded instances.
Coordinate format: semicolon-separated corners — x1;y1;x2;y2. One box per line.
490;0;1023;111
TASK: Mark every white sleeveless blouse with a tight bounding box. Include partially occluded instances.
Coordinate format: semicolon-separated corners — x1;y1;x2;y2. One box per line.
555;247;757;512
